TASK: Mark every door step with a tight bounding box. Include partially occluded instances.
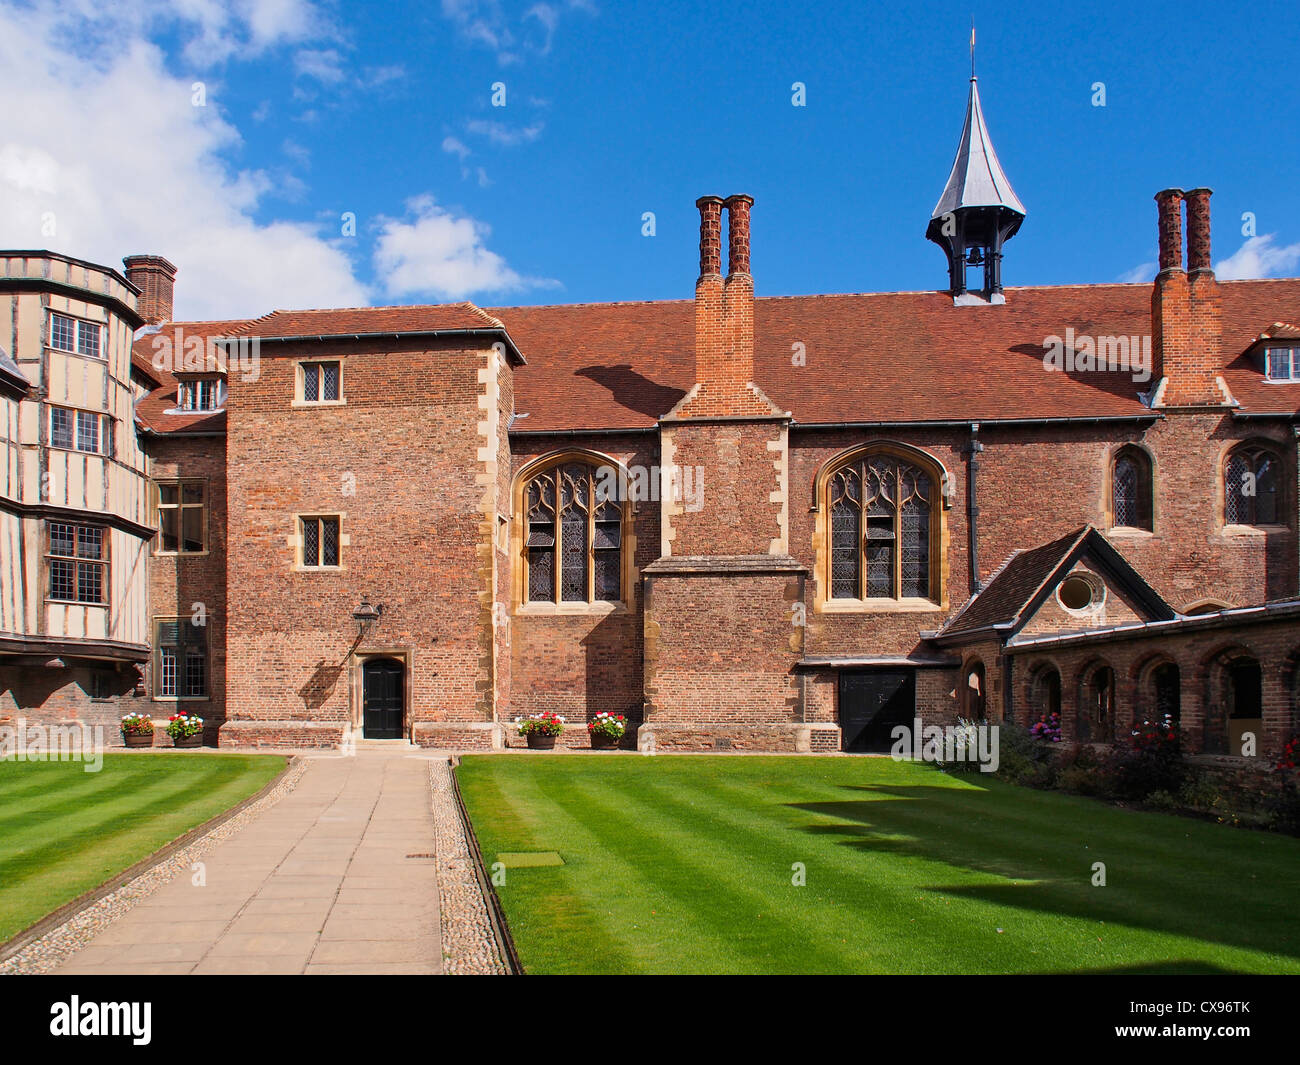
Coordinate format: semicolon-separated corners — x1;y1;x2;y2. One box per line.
351;738;418;750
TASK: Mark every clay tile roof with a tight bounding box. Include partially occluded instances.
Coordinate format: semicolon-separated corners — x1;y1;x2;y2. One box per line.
938;525;1174;641
229;302;506;339
131;320;249;434
939;527;1092;639
495;278;1300;431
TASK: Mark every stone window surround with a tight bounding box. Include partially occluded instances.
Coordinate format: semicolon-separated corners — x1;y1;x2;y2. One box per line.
291;356;347;408
811;440;951;614
510;449;635;615
287;512;349;572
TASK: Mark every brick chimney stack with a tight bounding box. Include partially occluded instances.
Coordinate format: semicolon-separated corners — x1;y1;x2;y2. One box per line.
123;255;177;326
1151;188;1225;407
675;195;775;419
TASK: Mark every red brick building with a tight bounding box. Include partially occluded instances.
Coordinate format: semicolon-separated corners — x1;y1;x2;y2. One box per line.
4;80;1300;759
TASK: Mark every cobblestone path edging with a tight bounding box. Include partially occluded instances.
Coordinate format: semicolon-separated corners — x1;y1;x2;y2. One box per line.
430;758;512;975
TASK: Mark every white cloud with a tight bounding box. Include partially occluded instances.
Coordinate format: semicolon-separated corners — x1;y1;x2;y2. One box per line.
441;136;472;161
0;0;366;319
1116;261;1156;284
466;118;544;146
441;0;595;64
373;195;551;300
294;47;346;83
1215;234;1300;281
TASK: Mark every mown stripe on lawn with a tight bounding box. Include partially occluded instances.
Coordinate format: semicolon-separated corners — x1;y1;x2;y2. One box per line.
460;757;1300;974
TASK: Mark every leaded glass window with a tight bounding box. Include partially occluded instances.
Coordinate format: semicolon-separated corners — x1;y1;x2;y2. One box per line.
828;452;935;601
1112;448;1153;530
300;516;341;567
1225;445;1280;526
524;461;624;604
301;361;342;403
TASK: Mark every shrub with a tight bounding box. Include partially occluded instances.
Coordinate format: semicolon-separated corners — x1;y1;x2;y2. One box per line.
1056;745;1114;798
1108;715;1185;802
996;721;1057;788
1268;735;1300;835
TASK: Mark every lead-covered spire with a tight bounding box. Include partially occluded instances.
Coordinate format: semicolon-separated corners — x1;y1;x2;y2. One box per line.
926;77;1026;305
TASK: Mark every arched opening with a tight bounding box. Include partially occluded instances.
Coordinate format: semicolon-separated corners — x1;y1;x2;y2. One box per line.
1225;656;1263;757
1080;663;1116;742
1028;665;1062;734
362;657;405;740
1152;662;1181;729
963;660;987;722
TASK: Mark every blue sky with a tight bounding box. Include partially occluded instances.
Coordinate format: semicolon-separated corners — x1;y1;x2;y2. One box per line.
2;0;1298;319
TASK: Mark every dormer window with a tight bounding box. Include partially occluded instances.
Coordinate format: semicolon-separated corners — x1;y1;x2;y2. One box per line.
1264;346;1300;382
177;378;224;411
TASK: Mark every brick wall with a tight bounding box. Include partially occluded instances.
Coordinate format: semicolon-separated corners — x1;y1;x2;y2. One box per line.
147;433;227;741
222;337;504;746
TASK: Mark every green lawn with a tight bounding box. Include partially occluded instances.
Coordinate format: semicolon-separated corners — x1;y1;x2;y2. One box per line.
0;753;285;943
457;755;1300;975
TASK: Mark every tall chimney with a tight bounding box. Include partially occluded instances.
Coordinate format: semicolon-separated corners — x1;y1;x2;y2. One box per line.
123;255;177;325
693;196;726;410
1151;187;1224;407
1155;188;1184;275
721;194;755;408
673;194;774;419
1185;187;1213;274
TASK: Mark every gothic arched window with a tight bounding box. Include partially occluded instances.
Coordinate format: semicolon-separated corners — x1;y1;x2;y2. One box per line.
828;450;938;601
1111;447;1153;530
1225;444;1281;526
523;460;624;604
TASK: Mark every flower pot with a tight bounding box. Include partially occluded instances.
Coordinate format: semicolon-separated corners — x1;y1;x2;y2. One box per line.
591;733;620;749
122;732;153;748
526;733;557;750
172;733;203;748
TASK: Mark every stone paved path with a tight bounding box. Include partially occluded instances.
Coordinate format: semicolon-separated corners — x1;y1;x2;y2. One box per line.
52;749;444;975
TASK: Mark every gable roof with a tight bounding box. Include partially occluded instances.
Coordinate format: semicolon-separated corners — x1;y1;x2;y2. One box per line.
497;278;1300;432
934;525;1174;642
121;277;1300;437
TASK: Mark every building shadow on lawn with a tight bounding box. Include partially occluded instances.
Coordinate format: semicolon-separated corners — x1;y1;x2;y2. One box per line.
787;784;1300;965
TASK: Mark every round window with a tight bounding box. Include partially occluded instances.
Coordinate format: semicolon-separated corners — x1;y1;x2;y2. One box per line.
1058;574;1102;612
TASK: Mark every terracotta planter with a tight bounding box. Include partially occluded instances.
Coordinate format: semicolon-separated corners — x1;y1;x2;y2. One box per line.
590;733;620;749
526;733;557;750
122;732;154;748
172;733;203;748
